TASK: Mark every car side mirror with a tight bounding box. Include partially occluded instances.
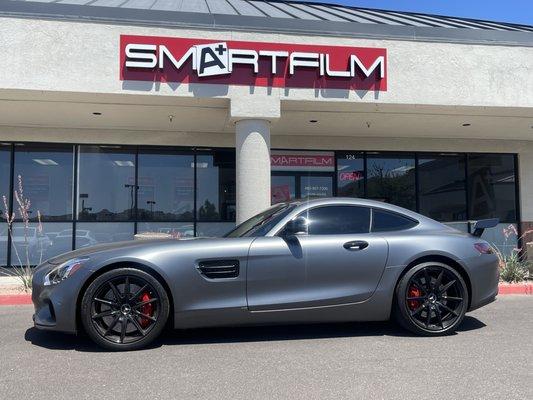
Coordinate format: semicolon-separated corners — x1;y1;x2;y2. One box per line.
284;216;309;236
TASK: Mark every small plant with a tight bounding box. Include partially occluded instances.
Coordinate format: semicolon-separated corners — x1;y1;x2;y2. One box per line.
492;224;532;283
0;176;44;292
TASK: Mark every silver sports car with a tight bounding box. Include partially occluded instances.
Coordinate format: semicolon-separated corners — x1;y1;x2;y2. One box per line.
32;198;500;350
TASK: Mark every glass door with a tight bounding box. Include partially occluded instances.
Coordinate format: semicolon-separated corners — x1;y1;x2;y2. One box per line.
271;173;333;204
300;175;333;199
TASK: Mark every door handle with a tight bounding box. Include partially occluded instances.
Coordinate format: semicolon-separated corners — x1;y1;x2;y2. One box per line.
343;240;369;251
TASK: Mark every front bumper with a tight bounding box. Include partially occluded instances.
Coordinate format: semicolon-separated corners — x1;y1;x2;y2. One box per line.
32;263;93;334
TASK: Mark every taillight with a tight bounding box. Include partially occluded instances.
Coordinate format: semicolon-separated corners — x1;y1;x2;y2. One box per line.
474;242;493;254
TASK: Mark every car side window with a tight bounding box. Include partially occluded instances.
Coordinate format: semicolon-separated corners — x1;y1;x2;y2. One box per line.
371;208;418;232
301;206;371;235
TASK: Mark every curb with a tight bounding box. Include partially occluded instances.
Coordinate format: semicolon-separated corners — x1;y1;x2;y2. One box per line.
498;283;533;295
0;294;32;306
0;283;532;306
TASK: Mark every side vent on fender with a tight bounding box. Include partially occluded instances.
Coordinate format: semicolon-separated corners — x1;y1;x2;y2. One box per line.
198;260;240;279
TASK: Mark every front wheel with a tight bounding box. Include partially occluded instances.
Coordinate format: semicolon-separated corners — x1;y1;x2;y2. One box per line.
80;268;170;351
393;262;469;336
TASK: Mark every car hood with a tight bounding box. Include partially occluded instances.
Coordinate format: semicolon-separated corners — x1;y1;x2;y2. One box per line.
46;237;209;265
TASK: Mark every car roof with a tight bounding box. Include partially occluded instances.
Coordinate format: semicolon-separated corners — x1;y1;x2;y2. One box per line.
287;197;414;213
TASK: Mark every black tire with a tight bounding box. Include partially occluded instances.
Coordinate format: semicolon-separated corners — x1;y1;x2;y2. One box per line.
80;268;170;351
393;262;469;336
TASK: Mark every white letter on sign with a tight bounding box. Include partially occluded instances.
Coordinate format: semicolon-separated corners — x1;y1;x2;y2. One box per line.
159;45;196;71
289;52;319;75
229;49;259;73
125;44;157;68
259;51;289;74
350;55;385;78
195;42;230;77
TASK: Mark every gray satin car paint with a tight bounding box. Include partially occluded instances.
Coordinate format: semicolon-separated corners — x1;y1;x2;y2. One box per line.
32;198;499;334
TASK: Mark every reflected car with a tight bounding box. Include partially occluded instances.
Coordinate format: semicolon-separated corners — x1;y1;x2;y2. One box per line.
52;229;99;254
32;198;500;351
1;227;52;263
157;225;195;238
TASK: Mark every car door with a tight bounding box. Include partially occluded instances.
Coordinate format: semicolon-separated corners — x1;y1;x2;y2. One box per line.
246;205;389;311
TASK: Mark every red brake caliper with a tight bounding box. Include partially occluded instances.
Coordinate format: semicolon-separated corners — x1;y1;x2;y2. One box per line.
139;292;154;329
407;286;421;310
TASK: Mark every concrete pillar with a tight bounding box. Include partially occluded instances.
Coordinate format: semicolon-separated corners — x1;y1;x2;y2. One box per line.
235;119;271;224
519;151;533;253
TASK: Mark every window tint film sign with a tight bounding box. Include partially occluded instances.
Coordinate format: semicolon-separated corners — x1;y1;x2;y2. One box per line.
271;151;335;172
120;35;387;91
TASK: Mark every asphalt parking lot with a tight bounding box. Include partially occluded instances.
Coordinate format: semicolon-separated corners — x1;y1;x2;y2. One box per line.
0;296;531;400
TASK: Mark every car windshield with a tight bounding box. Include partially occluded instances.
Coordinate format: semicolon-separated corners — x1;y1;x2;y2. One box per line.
224;203;296;238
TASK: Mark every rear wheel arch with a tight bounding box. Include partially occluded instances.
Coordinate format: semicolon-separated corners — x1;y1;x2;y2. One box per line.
75;262;175;333
396;255;472;309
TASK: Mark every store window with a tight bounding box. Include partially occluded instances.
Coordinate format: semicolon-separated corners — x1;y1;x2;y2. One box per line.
138;222;196;239
272;175;296;204
467;154;517;222
137;149;194;221
13;145;73;221
77;146;135;221
0;145;10;266
10;222;72;266
418;154;467;221
196;150;235;221
337;152;364;198
197;222;235;237
366;153;416;210
75;222;134;248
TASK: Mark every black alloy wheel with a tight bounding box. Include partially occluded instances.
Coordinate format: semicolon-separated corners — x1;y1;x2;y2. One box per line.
81;268;170;351
394;262;468;336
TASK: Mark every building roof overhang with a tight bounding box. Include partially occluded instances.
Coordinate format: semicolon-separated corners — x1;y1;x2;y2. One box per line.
0;0;532;47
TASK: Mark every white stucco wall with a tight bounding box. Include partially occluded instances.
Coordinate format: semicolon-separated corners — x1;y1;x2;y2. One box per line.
1;17;532;109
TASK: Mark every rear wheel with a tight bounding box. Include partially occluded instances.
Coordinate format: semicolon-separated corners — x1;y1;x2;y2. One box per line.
394;262;468;336
81;268;170;351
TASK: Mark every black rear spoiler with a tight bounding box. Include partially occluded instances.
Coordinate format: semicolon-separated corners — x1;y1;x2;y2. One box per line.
471;218;499;237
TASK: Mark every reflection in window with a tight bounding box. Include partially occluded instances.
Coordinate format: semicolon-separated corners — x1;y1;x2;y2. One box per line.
337;153;364;198
77;146;135;221
196;151;235;221
418;154;466;221
10;223;72;266
75;223;134;248
14;145;73;221
196;222;235;237
137;222;195;238
468;154;517;222
137;150;194;221
367;153;416;210
302;206;370;235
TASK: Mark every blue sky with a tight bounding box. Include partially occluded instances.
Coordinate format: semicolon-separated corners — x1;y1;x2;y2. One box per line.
297;1;533;25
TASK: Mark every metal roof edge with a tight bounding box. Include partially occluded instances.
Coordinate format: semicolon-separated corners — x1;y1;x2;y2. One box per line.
0;2;532;47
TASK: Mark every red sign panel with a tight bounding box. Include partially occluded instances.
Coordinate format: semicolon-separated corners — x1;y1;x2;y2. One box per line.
120;35;387;91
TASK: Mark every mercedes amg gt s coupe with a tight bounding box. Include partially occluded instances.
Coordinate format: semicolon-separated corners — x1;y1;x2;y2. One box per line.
32;198;500;350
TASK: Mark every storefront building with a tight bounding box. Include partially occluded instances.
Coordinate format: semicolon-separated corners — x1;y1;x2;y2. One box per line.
0;0;532;266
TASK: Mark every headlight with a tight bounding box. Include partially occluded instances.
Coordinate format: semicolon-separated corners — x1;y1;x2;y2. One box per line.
43;257;89;286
